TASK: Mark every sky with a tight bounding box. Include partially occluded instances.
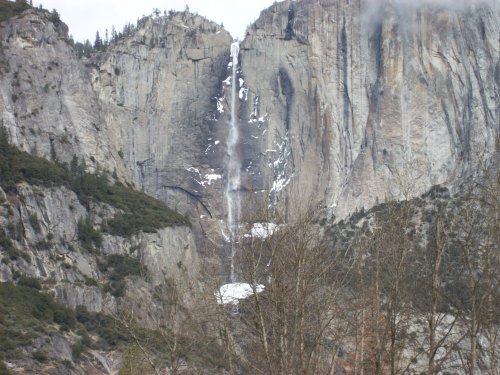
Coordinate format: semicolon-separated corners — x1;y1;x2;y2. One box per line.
34;0;277;42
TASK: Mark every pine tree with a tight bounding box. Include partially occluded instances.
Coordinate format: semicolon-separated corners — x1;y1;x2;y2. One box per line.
50;8;60;25
111;26;117;42
94;31;102;50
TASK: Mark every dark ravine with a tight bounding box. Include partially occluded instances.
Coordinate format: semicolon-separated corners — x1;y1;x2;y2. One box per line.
0;0;498;373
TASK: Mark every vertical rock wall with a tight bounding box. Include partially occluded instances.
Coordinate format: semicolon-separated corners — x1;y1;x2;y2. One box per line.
239;0;498;219
95;13;232;221
0;10;128;177
1;1;498;241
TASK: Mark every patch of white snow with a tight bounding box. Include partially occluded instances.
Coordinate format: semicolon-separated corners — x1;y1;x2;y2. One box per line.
216;97;225;113
201;174;222;186
251;223;280;238
221;229;230;243
239;87;248;100
186;167;200;175
217;283;264;304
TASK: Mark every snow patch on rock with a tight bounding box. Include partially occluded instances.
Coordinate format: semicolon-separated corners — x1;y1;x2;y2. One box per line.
217;283;264;304
251;222;280;238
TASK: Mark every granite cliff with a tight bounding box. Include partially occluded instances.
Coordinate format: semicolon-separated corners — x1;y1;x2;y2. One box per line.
237;0;498;219
1;1;498;241
0;0;498;373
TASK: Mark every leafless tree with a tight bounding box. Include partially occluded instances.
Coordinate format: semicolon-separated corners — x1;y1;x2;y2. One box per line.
231;203;356;375
445;174;499;375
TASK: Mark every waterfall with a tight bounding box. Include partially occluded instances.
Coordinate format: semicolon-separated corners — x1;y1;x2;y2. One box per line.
226;41;240;282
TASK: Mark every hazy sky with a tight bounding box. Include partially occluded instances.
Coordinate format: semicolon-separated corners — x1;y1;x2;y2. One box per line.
34;0;276;42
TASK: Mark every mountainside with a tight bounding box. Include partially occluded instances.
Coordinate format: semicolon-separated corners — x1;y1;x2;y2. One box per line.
0;0;498;373
238;0;498;219
1;1;498;236
0;127;200;373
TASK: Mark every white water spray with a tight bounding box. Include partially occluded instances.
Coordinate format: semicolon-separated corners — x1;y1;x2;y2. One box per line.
226;41;240;282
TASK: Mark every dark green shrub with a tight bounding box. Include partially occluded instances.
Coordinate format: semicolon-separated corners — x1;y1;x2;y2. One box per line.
77;217;102;250
104;280;126;297
100;254;145;298
106;254;142;280
75;305;94;326
12;151;68;187
75;305;129;347
0;0;33;22
103;184;188;236
0;282;76;356
32;350;47;362
78;328;92;347
1;128;187;236
83;276;98;287
71;342;83;361
17;276;41;290
35;240;52;251
0;128;69;192
0;360;10;375
0;228;29;262
69;159;188;236
0;228;12;252
28;213;41;233
53;307;76;330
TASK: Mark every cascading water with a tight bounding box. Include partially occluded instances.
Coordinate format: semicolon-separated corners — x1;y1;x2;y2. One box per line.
226;41;240;282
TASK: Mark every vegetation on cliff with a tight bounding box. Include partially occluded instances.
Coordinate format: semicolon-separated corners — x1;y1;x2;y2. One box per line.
0;127;188;237
0;0;497;372
0;0;60;25
0;0;31;23
215;172;499;374
0;280;158;372
0;281;76;358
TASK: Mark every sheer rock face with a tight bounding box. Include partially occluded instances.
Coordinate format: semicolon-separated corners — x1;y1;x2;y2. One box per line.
0;184;198;314
0;10;202;313
0;3;497;372
0;9;128;178
0;183;197;373
94;13;233;223
238;0;499;219
0;10;233;251
0;1;498;239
